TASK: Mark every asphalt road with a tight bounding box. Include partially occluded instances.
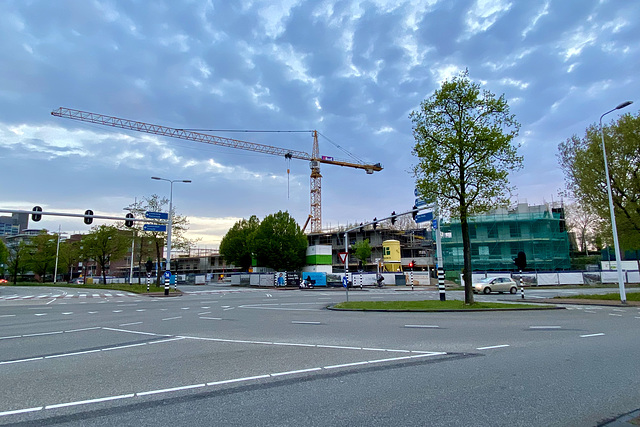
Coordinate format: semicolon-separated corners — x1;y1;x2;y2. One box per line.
1;284;638;426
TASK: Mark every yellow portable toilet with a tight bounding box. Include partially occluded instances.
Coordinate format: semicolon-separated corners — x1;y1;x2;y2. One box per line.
382;240;402;272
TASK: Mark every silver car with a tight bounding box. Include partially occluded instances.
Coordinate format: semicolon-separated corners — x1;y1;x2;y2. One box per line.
472;277;518;294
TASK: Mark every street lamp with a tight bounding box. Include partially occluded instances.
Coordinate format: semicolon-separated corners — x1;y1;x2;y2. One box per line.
151;176;191;295
599;100;633;303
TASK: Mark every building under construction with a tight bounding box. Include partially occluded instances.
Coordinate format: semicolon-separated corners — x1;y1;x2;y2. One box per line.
440;203;570;272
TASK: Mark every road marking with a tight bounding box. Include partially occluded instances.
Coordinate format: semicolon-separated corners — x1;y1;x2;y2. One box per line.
65;327;101;333
45;394;134;409
199;317;222;320
23;331;63;337
62;312;73;315
0;357;44;365
529;326;562;329
405;324;439;328
0;406;44;417
112;310;123;313
198;311;211;315
580;333;605;338
34;313;47;316
609;314;622;317
207;375;271;386
88;311;98;314
119;322;143;327
137;384;206;397
45;349;101;359
181;307;190;310
291;321;321;325
136;309;146;312
476;344;510;350
0;315;16;318
270;368;322;376
223;307;235;311
102;343;147;351
161;316;182;321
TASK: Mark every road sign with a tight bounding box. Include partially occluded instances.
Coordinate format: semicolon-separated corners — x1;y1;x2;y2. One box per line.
143;224;167;232
415;212;433;223
342;276;349;288
432;219;438;229
164;271;171;279
338;252;348;263
415;198;427;207
145;211;169;220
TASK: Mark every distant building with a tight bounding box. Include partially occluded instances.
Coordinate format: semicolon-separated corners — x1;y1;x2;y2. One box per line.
441;203;570;271
0;213;28;236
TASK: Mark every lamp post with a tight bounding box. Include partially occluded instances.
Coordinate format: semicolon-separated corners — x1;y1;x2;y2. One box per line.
599;100;633;303
151;176;191;295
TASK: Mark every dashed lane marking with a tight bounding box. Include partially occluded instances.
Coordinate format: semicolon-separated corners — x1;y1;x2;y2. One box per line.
580;333;605;338
476;344;510;350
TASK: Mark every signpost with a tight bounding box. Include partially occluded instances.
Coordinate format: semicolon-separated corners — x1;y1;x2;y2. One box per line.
415;212;433;223
145;211;169;220
143;224;167;232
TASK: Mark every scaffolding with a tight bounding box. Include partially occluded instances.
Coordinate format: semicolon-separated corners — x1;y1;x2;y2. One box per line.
441;203;570;271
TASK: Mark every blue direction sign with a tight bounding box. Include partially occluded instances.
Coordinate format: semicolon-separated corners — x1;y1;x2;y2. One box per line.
432;219;438;230
163;270;171;279
415;212;433;223
143;223;167;232
145;211;169;220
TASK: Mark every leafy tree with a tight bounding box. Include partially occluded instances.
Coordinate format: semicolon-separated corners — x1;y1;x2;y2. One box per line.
81;225;131;285
57;239;82;281
219;215;260;271
410;70;522;304
564;202;602;254
558;111;640;251
251;211;307;271
7;241;29;284
25;231;57;282
123;195;193;284
352;239;372;270
0;240;8;278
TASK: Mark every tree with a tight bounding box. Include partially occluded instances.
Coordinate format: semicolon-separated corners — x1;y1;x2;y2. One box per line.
251;211;307;271
563;202;602;254
81;225;131;285
219;215;260;271
7;241;29;284
0;240;8;278
352;239;372;270
25;231;57;282
410;70;522;304
123;195;193;285
558;111;640;251
57;239;82;281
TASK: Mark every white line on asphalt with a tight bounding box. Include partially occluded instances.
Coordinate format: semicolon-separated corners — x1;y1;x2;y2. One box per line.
291;321;321;325
0;357;44;365
476;344;510;350
405;325;439;328
88;311;98;314
65;327;101;333
316;344;362;350
0;407;44;417
199;317;222;320
45;350;101;359
580;333;605;338
137;384;206;397
102;327;165;336
112;310;123;313
207;375;271;386
45;394;135;409
23;331;64;337
34;313;47;316
147;337;185;345
270;368;322;376
271;342;315;347
181;307;190;310
324;361;370;369
161;316;182;321
62;312;73;315
0;335;21;340
0;315;16;318
609;314;623;317
584;311;597;313
46;299;56;305
119;322;143;326
529;326;562;329
223;307;235;311
198;311;211;315
136;309;146;312
102;343;147;351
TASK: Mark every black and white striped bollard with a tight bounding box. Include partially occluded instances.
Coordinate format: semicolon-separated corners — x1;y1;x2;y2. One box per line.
438;267;446;301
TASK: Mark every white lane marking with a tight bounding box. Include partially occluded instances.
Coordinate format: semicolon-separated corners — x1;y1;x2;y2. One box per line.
45;394;134;409
136;309;146;312
23;331;63;337
207;375;271;386
103;293;112;297
609;314;622;317
0;406;44;417
201;306;211;309
65;327;101;333
585;310;597;313
102;343;147;351
317;345;362;350
529;326;562;329
34;313;47;316
580;333;605;338
612;308;625;312
137;384;206;397
161;316;182;321
0;315;16;318
0;335;21;340
270;368;322;377
223;307;235;311
45;350;101;359
102;327;165;337
181;307;190;310
476;344;510;350
198;311;211;315
46;299;56;305
62;312;73;315
291;321;321;325
147;337;185;345
119;322;143;327
112;310;123;313
405;324;439;328
199;317;223;320
88;311;98;314
93;294;100;298
0;357;44;365
271;342;315;347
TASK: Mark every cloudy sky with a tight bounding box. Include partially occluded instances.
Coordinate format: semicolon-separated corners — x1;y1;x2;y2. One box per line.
1;0;638;247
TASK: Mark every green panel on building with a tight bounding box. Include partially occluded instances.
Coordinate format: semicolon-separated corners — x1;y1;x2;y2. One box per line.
306;254;332;265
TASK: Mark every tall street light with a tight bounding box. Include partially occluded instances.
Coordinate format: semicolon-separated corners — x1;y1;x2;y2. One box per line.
599;100;633;303
151;177;191;295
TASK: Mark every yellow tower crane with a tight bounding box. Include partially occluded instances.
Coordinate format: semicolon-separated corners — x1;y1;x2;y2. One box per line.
51;107;383;233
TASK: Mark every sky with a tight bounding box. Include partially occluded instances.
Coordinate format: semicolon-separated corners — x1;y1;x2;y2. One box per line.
1;0;638;248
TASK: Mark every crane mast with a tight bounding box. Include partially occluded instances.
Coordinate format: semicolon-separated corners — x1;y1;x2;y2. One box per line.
51;107;382;233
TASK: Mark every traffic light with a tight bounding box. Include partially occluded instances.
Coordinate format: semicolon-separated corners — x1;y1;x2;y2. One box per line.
84;209;94;225
391;211;396;225
412;205;418;221
372;217;377;230
125;213;134;227
514;251;527;271
359;222;364;233
145;259;153;273
31;206;42;222
408;260;414;269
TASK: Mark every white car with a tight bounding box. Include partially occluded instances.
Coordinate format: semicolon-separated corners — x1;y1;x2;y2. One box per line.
472;277;518;294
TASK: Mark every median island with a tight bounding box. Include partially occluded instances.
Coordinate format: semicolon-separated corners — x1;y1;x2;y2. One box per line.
330;300;554;311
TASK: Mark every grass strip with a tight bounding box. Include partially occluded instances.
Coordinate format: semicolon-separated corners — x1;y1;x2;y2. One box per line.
332;300;541;311
556;291;640;301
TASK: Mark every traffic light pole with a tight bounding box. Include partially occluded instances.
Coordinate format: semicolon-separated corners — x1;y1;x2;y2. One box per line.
0;208;163;225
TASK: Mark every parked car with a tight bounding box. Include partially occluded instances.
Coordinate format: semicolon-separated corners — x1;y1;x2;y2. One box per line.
0;278;8;284
472;277;518;294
